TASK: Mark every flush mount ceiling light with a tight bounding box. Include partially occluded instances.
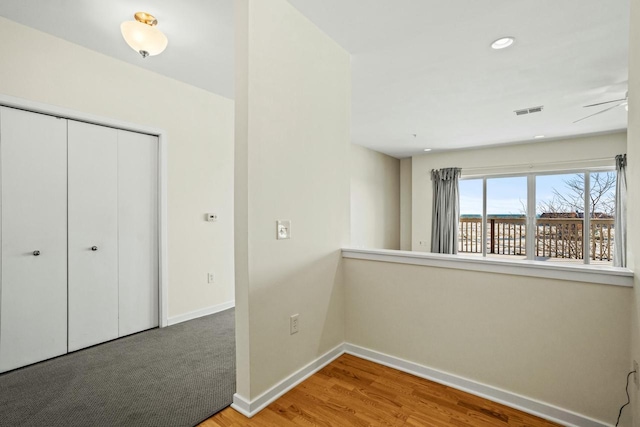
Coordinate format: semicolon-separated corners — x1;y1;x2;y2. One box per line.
423;148;432;152
534;135;545;139
121;12;168;58
491;37;515;50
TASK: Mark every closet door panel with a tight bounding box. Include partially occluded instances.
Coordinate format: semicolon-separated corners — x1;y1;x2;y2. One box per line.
0;107;68;372
68;121;118;352
118;130;159;336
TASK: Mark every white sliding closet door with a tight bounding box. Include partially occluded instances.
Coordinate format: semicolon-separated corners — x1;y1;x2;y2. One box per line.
0;107;68;372
68;121;119;352
118;130;159;336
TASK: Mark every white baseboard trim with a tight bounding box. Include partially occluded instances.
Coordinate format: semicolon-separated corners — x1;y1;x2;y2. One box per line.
344;343;610;427
229;342;610;426
230;394;252;418
167;300;235;326
231;343;345;418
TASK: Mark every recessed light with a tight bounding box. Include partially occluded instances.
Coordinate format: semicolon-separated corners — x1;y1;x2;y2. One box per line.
423;148;432;152
491;37;515;50
534;135;545;139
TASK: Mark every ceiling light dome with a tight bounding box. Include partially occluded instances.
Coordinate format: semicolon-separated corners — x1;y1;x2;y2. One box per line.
491;37;515;50
121;12;168;58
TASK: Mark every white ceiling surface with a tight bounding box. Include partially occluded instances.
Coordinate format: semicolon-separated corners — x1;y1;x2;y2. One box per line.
0;1;630;158
289;0;630;158
0;0;235;99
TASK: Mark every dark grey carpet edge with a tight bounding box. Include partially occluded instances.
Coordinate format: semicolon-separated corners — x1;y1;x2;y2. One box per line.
0;308;236;427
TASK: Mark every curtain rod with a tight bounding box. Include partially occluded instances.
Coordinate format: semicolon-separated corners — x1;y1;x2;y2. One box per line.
459;156;619;173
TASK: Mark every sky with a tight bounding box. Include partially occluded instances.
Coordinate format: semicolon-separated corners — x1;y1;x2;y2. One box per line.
459;172;615;216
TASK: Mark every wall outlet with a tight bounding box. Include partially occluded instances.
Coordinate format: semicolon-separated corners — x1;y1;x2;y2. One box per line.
290;314;299;335
206;213;218;222
208;273;214;284
634;360;639;387
419;240;428;246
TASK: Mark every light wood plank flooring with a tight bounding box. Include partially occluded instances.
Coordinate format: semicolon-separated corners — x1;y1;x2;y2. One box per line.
200;354;560;427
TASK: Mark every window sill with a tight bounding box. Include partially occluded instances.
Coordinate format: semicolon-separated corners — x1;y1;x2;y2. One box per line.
341;248;634;287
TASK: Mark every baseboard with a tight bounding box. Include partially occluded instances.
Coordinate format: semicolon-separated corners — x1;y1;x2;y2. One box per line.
344;343;610;427
167;300;235;326
230;394;252;418
231;343;345;418
228;341;610;426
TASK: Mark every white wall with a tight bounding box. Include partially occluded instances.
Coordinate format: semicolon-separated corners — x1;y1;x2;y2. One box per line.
0;17;235;319
412;133;627;251
627;0;640;423
350;144;400;249
400;158;412;251
344;258;631;424
234;0;350;400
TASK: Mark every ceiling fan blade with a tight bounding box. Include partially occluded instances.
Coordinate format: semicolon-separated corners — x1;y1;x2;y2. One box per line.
583;98;627;108
574;103;624;123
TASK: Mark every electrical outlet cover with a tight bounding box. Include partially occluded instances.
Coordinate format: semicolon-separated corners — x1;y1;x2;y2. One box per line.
290;314;299;334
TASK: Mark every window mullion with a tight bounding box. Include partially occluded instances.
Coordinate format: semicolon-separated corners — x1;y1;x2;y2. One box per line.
526;175;536;260
583;173;591;265
482;178;487;258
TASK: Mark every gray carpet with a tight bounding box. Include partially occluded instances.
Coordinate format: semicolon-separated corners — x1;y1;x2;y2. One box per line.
0;308;235;427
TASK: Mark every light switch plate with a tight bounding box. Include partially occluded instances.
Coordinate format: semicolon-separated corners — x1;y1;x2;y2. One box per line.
277;220;291;240
206;213;218;222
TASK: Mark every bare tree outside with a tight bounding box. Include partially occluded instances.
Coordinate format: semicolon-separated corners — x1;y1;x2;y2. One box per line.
535;172;616;262
537;172;616;218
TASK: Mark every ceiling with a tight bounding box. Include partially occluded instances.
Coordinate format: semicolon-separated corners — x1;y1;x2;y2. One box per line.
0;1;630;158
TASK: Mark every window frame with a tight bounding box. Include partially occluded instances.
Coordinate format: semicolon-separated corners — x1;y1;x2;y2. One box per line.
460;166;617;266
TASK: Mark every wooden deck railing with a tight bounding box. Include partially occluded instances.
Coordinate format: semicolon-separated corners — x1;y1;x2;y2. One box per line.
458;217;615;261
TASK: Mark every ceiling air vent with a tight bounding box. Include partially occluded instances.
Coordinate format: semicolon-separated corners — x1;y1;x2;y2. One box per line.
514;106;544;116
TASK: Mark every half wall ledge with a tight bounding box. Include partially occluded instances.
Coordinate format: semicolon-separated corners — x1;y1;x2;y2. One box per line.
341;248;634;287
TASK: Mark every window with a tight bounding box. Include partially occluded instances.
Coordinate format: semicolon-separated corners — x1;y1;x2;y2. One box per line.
459;179;482;254
458;170;617;266
486;177;527;259
536;173;585;263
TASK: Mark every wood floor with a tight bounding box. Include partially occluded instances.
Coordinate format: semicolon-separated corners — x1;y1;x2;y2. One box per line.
199;354;560;427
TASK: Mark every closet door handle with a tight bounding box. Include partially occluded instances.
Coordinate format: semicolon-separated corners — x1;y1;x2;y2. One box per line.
91;246;98;251
33;250;41;256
